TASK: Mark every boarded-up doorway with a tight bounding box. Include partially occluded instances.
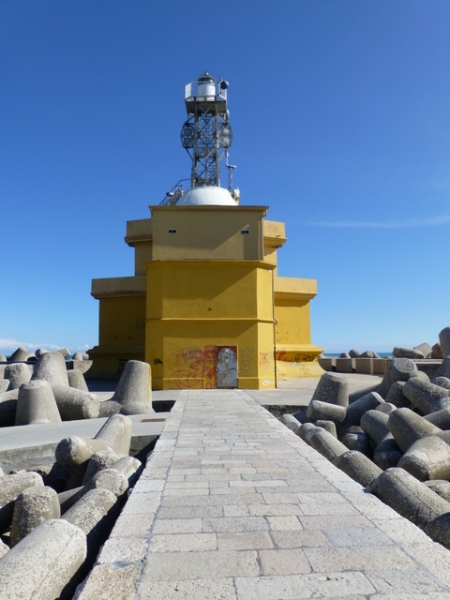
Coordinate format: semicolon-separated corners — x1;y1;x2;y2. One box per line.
216;346;238;388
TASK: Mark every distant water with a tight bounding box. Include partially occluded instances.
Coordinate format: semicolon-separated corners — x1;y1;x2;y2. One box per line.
323;352;392;358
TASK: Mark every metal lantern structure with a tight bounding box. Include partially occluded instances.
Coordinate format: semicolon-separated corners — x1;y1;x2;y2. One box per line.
181;72;233;188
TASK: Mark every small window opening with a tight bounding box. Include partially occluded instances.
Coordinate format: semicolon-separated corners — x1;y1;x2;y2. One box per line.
241;229;250;234
168;229;177;234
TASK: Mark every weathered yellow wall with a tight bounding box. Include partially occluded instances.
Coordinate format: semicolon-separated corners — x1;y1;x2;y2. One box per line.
125;219;153;276
151;206;266;261
98;296;146;347
145;261;275;390
275;299;311;346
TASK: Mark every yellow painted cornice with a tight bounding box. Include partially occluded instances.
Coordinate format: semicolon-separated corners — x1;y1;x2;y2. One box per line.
91;276;146;299
274;276;318;300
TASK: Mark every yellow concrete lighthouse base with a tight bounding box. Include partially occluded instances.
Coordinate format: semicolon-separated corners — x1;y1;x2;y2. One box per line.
275;344;325;381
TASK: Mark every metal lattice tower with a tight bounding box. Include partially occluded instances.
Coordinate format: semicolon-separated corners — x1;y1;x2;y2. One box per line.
180;73;233;188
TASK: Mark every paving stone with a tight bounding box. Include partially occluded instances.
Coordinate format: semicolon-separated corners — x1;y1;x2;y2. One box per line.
259;548;311;576
266;516;303;530
234;572;376;599
152;518;203;534
322;526;394;547
109;513;155;537
402;542;450;588
148;533;217;552
202;516;268;533
135;578;237;600
217;531;273;550
249;503;303;517
97;536;148;564
223;504;249;517
140;550;260;580
121;491;162;514
271;529;329;548
299;514;373;529
74;564;141;600
370;517;434;545
158;505;224;519
366;569;444;595
304;545;417;572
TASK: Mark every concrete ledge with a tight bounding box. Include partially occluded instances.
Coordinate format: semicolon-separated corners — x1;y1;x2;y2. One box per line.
0;414;168;472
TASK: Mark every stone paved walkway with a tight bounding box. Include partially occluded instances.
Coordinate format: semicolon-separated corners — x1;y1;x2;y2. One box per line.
76;389;450;599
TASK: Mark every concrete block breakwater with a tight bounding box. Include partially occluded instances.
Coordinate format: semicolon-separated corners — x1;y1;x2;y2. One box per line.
319;334;447;376
284;326;450;551
0;353;156;599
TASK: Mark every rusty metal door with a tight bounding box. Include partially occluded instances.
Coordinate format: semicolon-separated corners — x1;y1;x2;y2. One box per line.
216;346;238;388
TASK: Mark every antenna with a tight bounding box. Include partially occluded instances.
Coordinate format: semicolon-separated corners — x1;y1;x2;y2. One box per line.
225;151;236;192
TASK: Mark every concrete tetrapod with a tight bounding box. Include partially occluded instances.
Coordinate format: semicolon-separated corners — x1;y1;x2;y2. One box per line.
306;399;346;423
360;410;390;447
0;471;43;533
414;342;432;358
378;358;418;399
398;435;450;481
435;356;450;380
0;518;87;600
432;377;450;391
86;468;129;497
403;377;450;415
425;407;450;429
94;414;132;456
81;450;125;485
111;359;153;415
375;402;396;416
388;408;441;452
62;488;120;565
385;381;411;409
15;380;61;425
311;372;349;407
52;386;100;420
342;430;372;456
279;414;301;434
59;467;129;514
369;467;450;545
32;351;69;386
56;436;114;481
299;424;348;461
393;346;425;359
296;422;317;442
0;389;19;426
373;433;403;470
439;326;450;358
341;391;385;430
8;347;32;362
110;455;142;487
425;480;450;502
4;363;31;390
315;420;337;437
10;485;60;546
432;343;443;359
67;369;89;392
333;450;382;487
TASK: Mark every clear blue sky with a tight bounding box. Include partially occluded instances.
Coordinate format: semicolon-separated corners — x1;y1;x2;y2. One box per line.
1;0;450;355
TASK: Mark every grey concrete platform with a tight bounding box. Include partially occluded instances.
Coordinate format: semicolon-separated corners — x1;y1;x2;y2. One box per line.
0;413;170;472
76;387;450;600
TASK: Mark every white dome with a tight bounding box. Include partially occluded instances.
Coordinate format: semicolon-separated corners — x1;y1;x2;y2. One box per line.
176;186;237;206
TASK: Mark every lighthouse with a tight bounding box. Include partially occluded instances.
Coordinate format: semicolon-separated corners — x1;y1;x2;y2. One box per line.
88;74;323;388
